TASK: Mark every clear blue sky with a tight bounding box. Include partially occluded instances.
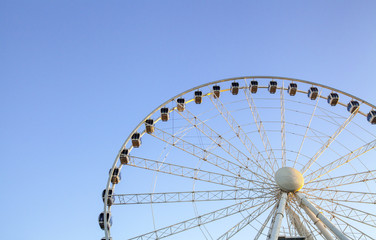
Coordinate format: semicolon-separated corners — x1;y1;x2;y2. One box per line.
1;1;376;239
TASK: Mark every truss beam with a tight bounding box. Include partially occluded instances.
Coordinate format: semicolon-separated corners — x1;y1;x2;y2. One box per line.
280;83;286;167
209;93;276;177
128;156;258;189
175;106;272;184
317;208;375;240
128;195;272;240
305;169;376;190
305;138;376;183
293;90;321;169
301;108;358;174
314;199;376;228
303;189;376;205
243;81;278;169
113;189;268;205
217;199;276;240
151;127;257;183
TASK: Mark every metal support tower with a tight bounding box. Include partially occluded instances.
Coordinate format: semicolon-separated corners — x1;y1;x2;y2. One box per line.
268;192;288;240
295;192;349;240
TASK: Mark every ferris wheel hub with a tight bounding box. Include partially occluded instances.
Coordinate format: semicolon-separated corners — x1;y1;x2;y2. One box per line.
275;167;304;192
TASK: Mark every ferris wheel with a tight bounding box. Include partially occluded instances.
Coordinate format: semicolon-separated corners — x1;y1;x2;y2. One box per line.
99;76;376;240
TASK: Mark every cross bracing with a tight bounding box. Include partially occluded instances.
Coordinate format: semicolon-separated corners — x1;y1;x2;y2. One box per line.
101;77;376;240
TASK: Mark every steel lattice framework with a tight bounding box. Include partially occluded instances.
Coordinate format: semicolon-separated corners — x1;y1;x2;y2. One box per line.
100;76;376;240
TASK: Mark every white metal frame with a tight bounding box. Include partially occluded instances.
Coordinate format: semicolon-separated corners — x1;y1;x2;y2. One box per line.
102;76;376;240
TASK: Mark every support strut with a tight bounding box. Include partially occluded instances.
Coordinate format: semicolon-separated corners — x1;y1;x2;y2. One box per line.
300;204;334;240
268;192;288;240
295;192;349;240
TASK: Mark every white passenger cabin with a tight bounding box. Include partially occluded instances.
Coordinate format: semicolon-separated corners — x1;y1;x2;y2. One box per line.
194;90;202;104
347;100;359;113
230;82;239;95
308;87;318;100
145;119;154;134
131;132;141;148
288;83;297;96
213;85;220;98
120;149;129;164
98;212;112;230
110;168;121;184
249;80;258;93
268;81;277;94
328;93;339;106
161;107;169;122
177;98;185;112
367;110;376;124
102;189;114;206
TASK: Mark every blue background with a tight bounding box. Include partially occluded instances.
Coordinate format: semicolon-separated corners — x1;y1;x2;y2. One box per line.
1;1;376;239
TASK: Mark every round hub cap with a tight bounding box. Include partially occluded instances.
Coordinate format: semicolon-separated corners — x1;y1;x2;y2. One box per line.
275;167;304;192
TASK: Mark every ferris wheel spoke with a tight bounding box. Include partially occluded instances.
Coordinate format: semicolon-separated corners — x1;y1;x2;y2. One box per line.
103;77;376;239
293;91;321;169
208;93;276;178
113;189;270;205
280;83;287;167
302;189;376;205
174;106;271;184
150;127;262;183
301;108;359;175
326;216;355;240
175;106;250;164
317;106;346;126
216;199;276;240
305;169;376;190
317;104;369;144
128;156;264;189
254;204;277;240
128;195;271;240
305;138;376;183
317;206;375;240
315;199;376;229
243;81;279;169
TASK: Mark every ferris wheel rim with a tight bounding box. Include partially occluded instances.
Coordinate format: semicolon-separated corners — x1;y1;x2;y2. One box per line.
102;76;376;240
112;76;376;167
